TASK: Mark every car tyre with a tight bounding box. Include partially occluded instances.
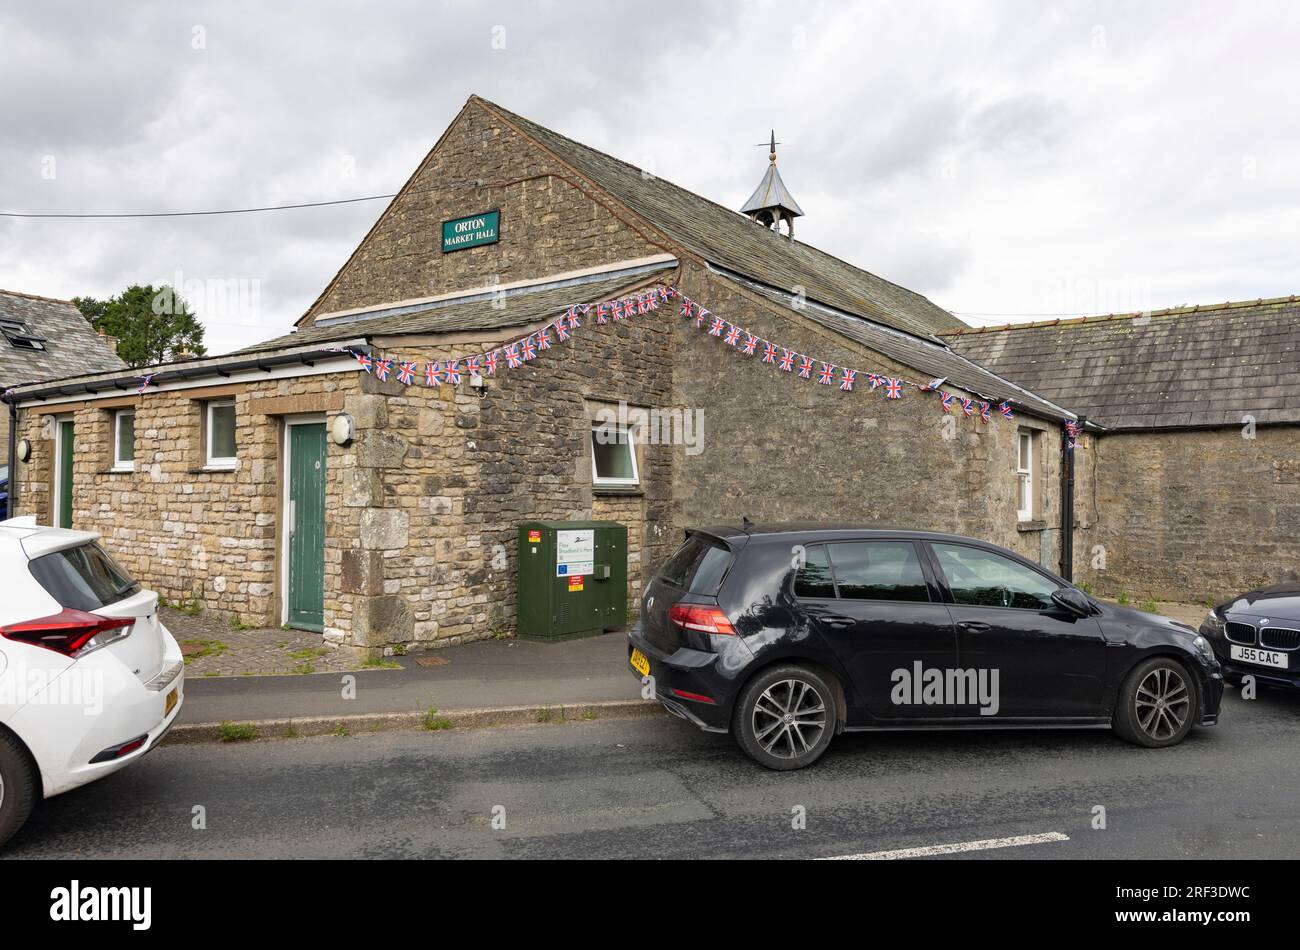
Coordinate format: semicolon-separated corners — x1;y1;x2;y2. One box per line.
734;665;836;770
0;730;37;850
1113;656;1198;748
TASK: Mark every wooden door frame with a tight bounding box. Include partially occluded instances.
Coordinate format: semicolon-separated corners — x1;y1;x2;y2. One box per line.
280;413;327;628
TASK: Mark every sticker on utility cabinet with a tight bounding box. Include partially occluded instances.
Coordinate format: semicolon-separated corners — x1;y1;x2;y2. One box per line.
555;529;594;577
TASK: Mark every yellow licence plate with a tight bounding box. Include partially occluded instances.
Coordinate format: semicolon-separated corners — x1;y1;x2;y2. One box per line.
630;648;651;677
165;687;179;716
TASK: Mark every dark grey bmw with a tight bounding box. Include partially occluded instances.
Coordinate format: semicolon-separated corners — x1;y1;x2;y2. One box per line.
628;524;1224;770
1200;582;1300;689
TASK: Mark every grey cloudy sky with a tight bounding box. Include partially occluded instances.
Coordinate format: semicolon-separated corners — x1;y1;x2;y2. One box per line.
2;0;1297;355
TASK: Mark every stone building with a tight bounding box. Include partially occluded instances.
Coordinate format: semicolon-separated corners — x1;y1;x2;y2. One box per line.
945;296;1300;602
1;289;125;492
5;95;1081;656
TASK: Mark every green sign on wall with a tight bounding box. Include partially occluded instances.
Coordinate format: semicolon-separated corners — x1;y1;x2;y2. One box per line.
440;210;501;253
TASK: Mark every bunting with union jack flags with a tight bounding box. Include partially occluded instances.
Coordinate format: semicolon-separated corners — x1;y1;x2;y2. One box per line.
343;283;1024;433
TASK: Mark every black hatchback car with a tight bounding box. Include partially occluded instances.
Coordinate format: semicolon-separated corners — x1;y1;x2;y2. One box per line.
628;524;1223;769
1200;582;1300;689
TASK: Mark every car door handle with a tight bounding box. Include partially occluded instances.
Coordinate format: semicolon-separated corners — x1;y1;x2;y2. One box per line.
819;615;856;630
957;621;991;633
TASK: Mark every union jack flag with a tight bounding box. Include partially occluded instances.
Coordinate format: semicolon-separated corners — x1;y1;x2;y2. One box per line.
659;286;673;303
978;402;991;423
680;299;694;320
817;362;835;385
537;327;552;350
446;360;462;385
397;361;416;385
465;354;482;375
637;294;650;314
374;359;392;382
612;299;625;320
708;316;725;336
885;378;903;399
742;333;759;355
779;349;796;372
485;350;500;375
356;353;373;374
596;303;609;324
505;344;522;368
136;374;155;394
425;362;443;386
521;336;537;361
939;391;955;413
643;292;657;311
696;307;711;328
999;401;1014;420
840;368;856;391
555;320;570;342
798;356;814;379
567;307;582;329
960;398;974;417
761;341;777;364
868;374;883;389
723;324;741;346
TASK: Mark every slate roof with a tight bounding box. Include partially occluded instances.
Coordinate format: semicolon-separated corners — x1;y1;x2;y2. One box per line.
0;290;125;388
237;271;664;355
942;296;1300;429
473;97;965;340
730;277;1074;421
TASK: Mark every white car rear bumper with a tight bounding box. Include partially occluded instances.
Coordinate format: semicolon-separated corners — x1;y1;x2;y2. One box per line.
5;628;185;798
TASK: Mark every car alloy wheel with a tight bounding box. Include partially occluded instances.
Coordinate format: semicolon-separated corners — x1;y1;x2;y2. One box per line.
1134;666;1190;741
751;678;828;759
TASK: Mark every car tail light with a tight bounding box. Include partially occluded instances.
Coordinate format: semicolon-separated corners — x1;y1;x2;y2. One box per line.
1;608;133;658
668;604;736;635
89;734;149;764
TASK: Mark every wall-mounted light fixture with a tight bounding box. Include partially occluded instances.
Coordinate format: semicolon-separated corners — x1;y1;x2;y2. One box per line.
330;413;356;446
469;373;488;398
16;438;31;463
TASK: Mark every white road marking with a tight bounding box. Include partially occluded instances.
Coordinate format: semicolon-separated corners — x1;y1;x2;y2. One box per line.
821;831;1070;860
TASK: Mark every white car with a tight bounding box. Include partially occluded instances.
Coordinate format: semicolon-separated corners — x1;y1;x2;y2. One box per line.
0;517;184;848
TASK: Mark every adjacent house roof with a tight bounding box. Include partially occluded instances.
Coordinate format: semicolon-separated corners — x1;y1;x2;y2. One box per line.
0;289;125;389
237;270;669;355
471;97;965;341
942;296;1300;429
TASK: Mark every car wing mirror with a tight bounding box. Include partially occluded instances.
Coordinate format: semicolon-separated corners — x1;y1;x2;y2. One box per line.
1052;588;1094;617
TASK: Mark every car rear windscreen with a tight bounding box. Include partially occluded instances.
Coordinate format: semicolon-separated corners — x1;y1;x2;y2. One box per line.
28;542;141;612
657;535;734;595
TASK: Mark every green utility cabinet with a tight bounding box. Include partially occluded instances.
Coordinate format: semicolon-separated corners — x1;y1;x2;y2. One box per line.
517;520;627;640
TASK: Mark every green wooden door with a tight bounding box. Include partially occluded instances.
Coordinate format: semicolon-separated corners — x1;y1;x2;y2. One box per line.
57;419;74;529
287;423;327;631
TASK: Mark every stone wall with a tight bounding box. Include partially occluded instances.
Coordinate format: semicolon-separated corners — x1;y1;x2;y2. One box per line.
1074;426;1300;602
341;297;676;653
307;101;670;320
13;372;359;629
669;267;1073;570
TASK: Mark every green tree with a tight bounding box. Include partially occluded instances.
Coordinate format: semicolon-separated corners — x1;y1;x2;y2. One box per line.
73;284;207;368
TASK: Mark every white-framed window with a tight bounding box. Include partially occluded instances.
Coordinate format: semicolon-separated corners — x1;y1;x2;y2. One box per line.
590;421;639;487
1016;428;1034;522
112;408;136;472
206;399;238;469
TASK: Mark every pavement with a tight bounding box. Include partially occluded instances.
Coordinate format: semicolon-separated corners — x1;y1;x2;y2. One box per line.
175;630;646;737
171;601;1212;740
7;685;1299;859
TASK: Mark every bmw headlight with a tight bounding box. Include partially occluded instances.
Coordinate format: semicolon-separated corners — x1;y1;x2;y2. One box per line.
1202;610;1225;636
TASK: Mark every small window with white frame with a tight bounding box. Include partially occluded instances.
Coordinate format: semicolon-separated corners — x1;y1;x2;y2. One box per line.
591;420;639;487
206;399;238;469
1016;428;1034;521
112;408;135;472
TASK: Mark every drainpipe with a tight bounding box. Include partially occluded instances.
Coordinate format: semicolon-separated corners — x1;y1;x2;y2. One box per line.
1060;414;1085;582
4;391;16;518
